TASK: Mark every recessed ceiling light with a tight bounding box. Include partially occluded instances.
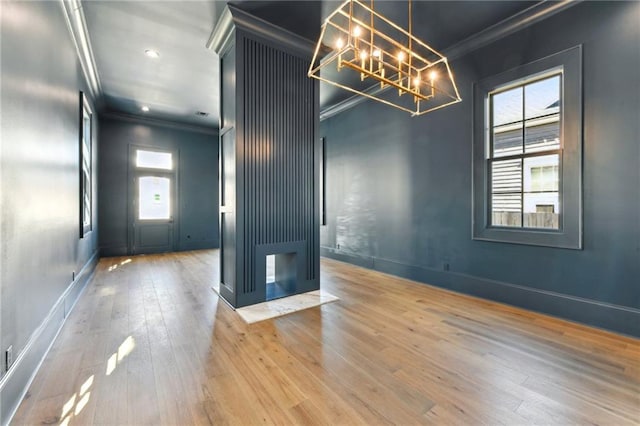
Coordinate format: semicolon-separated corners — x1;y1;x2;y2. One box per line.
144;49;160;58
141;106;150;112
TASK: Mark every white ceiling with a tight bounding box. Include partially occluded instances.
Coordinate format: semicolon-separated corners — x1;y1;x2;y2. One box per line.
80;1;538;129
82;1;222;128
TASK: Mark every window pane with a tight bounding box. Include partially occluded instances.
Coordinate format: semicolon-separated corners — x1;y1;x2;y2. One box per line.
136;150;172;170
81;106;92;234
492;87;523;157
491;158;522;193
139;177;171;220
524;154;559;229
525;116;560;153
491;193;522;227
524;154;559;192
523;193;559;229
493;123;523;157
492;87;522;126
491;159;522;227
83;112;91;145
525;75;560;120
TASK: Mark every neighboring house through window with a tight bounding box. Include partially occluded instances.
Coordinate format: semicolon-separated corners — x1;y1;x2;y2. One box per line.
489;74;561;230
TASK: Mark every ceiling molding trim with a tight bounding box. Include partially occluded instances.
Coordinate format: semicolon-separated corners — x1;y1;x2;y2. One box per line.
319;0;580;122
60;0;102;100
101;111;219;136
443;0;580;61
205;5;234;54
206;4;316;57
320;83;387;122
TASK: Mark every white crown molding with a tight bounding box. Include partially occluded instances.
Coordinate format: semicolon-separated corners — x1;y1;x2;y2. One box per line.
443;0;580;61
101;111;219;136
206;4;316;58
60;0;102;101
320;0;580;121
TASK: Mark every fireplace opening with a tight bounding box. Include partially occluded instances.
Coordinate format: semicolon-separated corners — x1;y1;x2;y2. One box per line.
265;252;297;301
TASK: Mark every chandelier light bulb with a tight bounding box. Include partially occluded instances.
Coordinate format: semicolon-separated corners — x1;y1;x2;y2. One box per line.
413;77;421;87
353;26;362;37
372;49;381;58
360;50;368;60
398;51;406;62
430;71;438;81
336;38;344;49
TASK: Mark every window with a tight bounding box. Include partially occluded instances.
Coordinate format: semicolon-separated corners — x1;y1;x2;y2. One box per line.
138;176;171;220
319;137;326;226
80;92;92;237
489;74;561;230
135;149;173;220
473;46;582;249
136;149;172;170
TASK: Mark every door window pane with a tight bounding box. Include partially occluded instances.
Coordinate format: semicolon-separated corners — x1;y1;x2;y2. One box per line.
139;177;170;220
136;150;172;170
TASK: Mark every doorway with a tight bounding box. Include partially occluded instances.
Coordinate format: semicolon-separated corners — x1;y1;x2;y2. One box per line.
129;147;177;254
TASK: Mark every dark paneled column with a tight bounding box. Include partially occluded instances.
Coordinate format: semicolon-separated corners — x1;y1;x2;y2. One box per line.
208;6;320;308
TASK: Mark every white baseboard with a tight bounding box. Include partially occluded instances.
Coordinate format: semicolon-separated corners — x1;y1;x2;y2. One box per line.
0;251;99;425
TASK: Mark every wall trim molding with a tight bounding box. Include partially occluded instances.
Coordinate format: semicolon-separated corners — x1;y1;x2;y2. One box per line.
0;252;99;425
443;0;579;61
206;4;316;57
100;112;218;136
60;0;102;102
178;240;219;252
320;247;640;338
319;0;581;121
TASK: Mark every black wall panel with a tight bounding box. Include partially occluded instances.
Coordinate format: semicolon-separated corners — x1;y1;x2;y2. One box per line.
219;28;319;308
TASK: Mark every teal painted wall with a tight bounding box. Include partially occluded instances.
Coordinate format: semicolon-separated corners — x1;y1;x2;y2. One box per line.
98;117;219;256
0;0;99;419
320;1;640;335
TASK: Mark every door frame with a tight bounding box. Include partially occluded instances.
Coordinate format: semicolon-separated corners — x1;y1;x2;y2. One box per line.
127;144;179;255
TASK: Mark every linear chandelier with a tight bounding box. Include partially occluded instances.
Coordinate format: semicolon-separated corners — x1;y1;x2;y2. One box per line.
308;0;462;116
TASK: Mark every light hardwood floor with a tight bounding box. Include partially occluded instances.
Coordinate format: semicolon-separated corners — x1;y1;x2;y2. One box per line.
12;250;640;425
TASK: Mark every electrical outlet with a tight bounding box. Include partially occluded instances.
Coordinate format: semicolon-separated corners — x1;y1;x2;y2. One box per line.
6;346;13;372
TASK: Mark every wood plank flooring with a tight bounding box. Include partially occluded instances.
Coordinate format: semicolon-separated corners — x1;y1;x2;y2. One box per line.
12;250;640;425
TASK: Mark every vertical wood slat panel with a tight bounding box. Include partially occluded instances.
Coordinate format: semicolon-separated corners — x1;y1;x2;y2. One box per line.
242;37;317;295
